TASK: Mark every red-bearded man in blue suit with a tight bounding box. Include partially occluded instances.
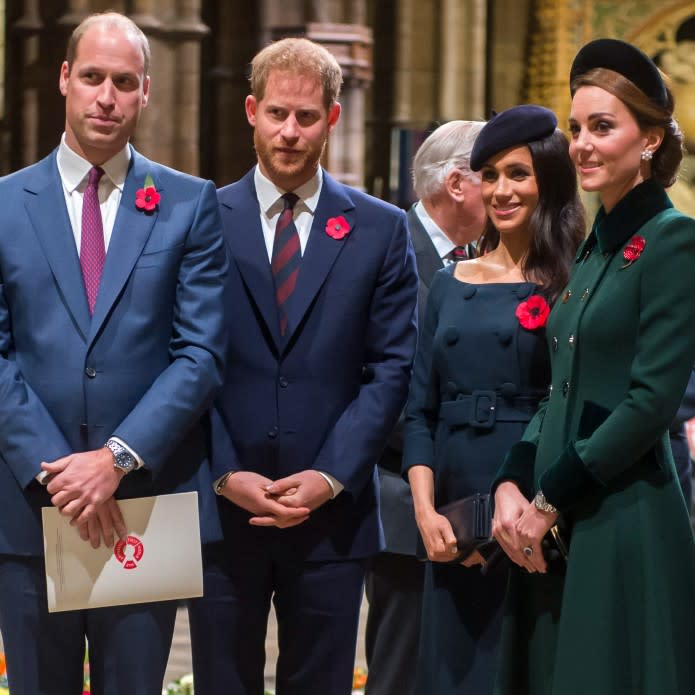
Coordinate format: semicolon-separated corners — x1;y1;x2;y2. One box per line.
188;37;418;695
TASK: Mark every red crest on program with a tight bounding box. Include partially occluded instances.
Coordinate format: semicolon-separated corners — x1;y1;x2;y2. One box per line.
114;535;145;570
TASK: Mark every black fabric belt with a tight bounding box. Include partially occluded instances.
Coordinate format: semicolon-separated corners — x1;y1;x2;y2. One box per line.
439;390;540;430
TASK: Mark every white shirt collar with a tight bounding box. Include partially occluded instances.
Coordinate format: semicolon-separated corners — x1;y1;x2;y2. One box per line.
56;133;131;193
414;200;457;260
254;165;323;215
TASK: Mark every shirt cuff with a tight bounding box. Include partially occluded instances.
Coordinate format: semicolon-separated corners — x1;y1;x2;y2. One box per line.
109;436;145;469
317;471;344;499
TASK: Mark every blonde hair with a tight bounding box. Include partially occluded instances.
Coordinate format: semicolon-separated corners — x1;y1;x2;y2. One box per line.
250;38;342;110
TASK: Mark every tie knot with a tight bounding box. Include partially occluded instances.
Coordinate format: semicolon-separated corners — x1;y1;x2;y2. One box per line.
282;192;299;211
450;245;468;261
88;166;104;187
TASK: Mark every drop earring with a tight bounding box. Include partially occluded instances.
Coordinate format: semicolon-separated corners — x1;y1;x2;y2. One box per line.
641;149;653;161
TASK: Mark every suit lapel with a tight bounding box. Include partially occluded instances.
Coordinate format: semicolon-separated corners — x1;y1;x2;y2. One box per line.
407;205;443;285
283;172;354;346
24;153;91;340
221;171;282;349
88;149;158;344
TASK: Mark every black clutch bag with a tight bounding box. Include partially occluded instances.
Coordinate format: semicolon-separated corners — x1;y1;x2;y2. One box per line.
416;493;492;563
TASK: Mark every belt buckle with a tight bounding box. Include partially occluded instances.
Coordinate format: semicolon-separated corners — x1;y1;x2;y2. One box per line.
469;390;496;429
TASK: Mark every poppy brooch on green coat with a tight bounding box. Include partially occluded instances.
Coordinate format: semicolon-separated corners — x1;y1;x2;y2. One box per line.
515;295;550;330
622;235;645;268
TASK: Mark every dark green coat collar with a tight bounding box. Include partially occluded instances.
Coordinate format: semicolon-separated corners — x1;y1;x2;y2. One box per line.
575;179;672;261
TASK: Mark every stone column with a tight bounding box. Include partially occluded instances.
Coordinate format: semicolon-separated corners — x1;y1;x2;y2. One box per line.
10;1;41;168
130;0;208;174
488;0;532;111
202;2;261;184
439;0;486;121
523;0;578;125
392;0;438;128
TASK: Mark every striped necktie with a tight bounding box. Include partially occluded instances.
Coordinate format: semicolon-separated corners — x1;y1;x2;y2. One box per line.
445;246;469;263
271;193;301;336
80;166;105;315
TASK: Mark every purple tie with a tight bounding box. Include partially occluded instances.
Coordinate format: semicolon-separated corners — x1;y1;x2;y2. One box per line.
271;193;301;336
80;166;105;315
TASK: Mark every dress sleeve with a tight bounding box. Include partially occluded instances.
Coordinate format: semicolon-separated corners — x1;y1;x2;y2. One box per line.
402;269;447;479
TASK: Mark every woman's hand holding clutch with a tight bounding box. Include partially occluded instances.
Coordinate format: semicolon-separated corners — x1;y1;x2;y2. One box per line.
514;501;558;574
415;506;460;563
416;507;459;562
493;481;535;571
409;464;460;562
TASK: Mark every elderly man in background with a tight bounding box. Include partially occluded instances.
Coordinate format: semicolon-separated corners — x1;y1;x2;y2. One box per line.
365;120;486;695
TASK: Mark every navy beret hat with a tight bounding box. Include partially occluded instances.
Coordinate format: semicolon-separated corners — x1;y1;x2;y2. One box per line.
570;38;668;108
470;104;557;171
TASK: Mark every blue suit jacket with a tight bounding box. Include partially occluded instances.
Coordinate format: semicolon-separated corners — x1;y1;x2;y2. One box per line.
0;148;227;555
213;168;418;560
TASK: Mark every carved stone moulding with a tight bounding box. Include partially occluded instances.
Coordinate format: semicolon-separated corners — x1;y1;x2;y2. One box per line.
270;22;373;87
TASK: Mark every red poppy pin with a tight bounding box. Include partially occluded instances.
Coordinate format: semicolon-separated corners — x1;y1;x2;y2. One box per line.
621;234;645;268
516;295;550;330
325;215;350;240
135;174;160;213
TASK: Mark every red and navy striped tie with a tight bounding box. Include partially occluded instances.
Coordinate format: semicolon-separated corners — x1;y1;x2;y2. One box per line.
450;245;468;261
271;192;301;336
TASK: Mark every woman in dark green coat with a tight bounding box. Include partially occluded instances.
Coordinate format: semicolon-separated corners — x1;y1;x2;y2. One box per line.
492;39;695;695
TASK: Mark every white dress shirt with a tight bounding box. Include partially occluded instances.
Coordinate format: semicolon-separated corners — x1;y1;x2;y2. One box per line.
56;133;130;253
254;165;323;260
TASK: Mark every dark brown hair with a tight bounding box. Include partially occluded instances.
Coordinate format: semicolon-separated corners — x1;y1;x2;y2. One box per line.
571;67;683;187
477;129;585;300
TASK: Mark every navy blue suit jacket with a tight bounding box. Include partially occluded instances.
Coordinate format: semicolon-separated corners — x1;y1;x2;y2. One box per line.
213;168;418;560
0;148;227;555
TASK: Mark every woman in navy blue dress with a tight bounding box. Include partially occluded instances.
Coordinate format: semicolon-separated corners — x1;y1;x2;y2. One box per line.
403;106;585;695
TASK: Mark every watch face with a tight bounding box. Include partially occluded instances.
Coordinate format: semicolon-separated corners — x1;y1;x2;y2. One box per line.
109;444;134;471
119;454;135;470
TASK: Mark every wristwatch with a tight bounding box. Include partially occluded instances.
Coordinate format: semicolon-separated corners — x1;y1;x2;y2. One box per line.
533;490;558;514
105;438;137;475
